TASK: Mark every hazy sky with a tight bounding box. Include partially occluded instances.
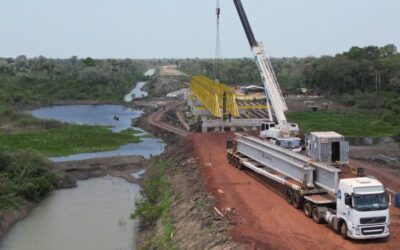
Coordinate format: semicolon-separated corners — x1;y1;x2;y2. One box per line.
1;0;399;58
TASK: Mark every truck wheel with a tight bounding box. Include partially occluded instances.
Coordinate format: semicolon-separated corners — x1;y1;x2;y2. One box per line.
233;158;238;168
286;189;293;205
340;222;348;239
312;207;323;224
291;192;303;209
238;162;244;170
303;201;312;218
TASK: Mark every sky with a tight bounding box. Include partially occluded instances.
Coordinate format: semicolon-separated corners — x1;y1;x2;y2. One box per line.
0;0;399;59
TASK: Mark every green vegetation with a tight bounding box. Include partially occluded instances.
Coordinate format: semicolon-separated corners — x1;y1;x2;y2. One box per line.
0;56;149;105
178;58;260;85
132;159;174;250
148;83;157;98
0;151;56;210
176;44;400;94
287;110;397;137
0;57;153;214
0;125;141;157
0;108;141;157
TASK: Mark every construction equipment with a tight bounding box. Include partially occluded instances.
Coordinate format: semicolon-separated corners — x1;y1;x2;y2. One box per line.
233;0;300;149
228;0;390;240
189;75;267;118
227;133;390;240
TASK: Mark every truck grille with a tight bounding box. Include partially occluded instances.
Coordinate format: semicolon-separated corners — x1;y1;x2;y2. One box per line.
361;226;385;235
360;216;386;224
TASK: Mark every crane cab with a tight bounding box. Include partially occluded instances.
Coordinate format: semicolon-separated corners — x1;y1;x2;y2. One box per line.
260;122;281;139
260;122;302;152
260;122;300;138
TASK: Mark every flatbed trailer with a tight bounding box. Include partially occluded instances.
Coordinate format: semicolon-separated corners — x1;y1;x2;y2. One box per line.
227;133;391;239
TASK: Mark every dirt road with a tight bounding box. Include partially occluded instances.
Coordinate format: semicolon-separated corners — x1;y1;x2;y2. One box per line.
146;100;191;137
159;65;186;77
187;133;400;250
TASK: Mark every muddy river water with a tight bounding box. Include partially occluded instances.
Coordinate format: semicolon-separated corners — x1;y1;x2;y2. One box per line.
0;104;164;250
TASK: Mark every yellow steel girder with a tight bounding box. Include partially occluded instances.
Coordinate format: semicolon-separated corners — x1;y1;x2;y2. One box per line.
190;76;239;118
190;75;268;118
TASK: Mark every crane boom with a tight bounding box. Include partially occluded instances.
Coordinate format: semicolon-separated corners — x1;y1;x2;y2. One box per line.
233;0;288;125
233;0;257;48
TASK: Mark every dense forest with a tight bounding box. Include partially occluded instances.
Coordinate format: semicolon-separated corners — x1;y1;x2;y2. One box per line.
0;56;151;106
177;44;400;93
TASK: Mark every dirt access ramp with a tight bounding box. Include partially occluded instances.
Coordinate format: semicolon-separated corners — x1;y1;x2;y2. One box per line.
159;65;187;77
187;132;400;250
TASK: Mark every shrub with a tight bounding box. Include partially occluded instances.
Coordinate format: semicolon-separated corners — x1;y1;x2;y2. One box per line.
0;151;56;209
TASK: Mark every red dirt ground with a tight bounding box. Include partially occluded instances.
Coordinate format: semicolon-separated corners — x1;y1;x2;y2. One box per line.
186;133;400;250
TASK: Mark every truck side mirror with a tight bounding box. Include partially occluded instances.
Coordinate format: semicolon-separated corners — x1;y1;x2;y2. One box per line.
345;195;352;208
386;191;391;206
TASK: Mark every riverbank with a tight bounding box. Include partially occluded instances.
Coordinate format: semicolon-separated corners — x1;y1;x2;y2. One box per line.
0;102;158;243
135;109;240;249
54;155;147;188
0;154;147;241
0;202;34;241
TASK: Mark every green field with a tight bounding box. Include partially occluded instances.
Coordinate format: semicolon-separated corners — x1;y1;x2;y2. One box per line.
287;110;397;137
0;125;141;157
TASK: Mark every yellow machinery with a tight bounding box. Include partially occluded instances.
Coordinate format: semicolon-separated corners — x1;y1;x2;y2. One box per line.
189;75;267;118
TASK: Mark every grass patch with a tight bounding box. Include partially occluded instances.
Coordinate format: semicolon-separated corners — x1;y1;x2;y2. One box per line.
287;110;397;137
132;159;174;250
139;134;155;139
0;124;141;157
119;128;144;135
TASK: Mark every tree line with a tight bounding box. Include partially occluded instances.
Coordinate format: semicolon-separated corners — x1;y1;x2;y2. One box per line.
0;56;150;106
175;44;400;95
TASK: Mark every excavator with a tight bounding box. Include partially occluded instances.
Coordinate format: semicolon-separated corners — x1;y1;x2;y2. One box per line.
233;0;301;151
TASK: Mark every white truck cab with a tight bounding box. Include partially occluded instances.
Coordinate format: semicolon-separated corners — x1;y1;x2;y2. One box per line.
334;177;390;239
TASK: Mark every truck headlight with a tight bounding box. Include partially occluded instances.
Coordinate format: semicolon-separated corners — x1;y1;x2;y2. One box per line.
384;225;389;234
354;226;361;235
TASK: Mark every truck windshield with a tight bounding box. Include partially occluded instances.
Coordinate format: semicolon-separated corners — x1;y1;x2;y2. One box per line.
353;193;388;211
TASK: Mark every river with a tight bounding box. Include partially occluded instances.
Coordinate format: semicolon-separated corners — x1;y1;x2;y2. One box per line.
0;103;163;250
0;177;139;250
124;82;148;102
32;105;165;162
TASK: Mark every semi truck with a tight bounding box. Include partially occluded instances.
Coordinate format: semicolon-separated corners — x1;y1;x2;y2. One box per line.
227;132;390;239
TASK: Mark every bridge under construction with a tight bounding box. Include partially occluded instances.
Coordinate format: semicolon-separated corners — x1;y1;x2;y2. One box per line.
187;75;270;132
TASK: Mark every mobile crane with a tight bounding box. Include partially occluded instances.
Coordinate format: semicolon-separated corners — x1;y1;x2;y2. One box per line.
233;0;300;151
